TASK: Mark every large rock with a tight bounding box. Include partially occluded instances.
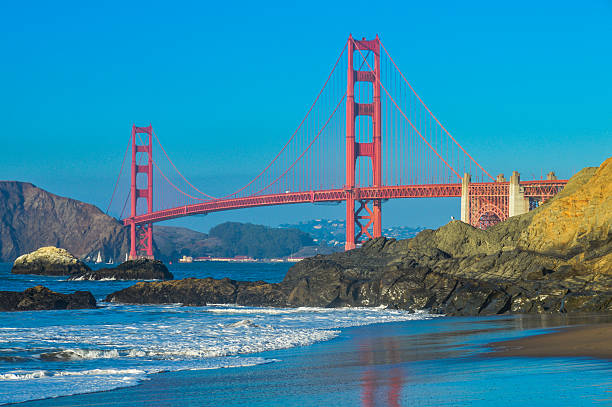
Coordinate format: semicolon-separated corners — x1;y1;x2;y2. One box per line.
106;157;612;316
0;286;96;311
11;246;91;276
106;277;286;306
69;259;173;281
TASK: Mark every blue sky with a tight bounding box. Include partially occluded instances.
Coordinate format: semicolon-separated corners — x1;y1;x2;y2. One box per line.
1;1;611;231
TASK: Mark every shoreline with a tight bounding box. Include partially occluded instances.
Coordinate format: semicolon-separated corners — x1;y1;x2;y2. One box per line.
13;314;612;407
488;322;612;360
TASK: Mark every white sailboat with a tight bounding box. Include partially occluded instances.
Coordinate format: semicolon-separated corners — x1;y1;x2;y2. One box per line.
95;251;103;264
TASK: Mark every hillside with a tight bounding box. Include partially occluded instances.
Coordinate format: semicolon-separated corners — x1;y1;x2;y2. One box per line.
0;182;320;262
281;219;424;248
206;222;315;258
0;181;129;262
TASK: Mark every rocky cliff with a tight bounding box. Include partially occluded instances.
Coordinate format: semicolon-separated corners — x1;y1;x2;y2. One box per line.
0;182;130;262
107;157;612;315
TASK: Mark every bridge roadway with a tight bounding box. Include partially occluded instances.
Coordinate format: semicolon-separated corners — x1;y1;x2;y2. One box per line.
124;180;567;226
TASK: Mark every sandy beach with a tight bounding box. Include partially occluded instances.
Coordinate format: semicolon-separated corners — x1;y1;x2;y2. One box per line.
489;322;612;360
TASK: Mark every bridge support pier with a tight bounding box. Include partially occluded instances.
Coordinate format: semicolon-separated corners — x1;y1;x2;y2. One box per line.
460;173;471;223
129;124;154;260
345;34;382;251
508;171;529;218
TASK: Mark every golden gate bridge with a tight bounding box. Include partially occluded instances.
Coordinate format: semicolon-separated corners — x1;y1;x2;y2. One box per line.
106;35;567;259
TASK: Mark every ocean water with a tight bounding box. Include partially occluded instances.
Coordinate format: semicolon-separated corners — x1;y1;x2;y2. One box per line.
0;262;437;405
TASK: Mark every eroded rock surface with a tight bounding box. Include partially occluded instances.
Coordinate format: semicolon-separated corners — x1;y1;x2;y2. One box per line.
11;247;91;276
69;259;173;281
107;157;612;316
0;286;96;311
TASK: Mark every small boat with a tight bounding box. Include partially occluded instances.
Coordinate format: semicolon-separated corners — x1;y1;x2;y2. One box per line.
95;251;103;264
106;258;114;265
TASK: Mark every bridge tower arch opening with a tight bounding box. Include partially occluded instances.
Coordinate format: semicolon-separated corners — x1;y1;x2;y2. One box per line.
345;34;382;250
129;124;154;259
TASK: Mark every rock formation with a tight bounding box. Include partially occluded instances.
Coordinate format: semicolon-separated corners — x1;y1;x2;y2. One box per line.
0;286;97;311
11;246;91;276
107;157;612;315
106;277;285;306
69;259;173;281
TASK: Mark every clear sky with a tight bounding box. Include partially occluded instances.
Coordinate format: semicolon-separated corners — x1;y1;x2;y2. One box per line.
1;1;611;231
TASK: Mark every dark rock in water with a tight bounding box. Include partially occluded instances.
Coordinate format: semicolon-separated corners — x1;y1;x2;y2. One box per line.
11;247;91;276
69;259;173;281
105;277;285;306
0;286;97;311
106;157;612;316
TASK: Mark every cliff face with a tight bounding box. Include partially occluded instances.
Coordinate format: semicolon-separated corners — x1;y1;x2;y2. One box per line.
0;182;130;262
518;161;611;274
108;157;612;315
0;182;323;262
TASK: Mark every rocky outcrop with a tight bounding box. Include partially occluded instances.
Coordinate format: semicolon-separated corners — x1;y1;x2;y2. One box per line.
106;277;285;306
0;286;97;311
106;157;612;316
69;259;173;281
11;247;91;276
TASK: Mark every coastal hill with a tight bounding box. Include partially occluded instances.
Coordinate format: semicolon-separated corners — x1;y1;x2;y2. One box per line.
0;181;320;262
108;157;612;315
0;181;130;263
155;222;318;260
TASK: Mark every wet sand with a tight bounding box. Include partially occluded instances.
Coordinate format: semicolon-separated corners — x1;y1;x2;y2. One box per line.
489;323;612;359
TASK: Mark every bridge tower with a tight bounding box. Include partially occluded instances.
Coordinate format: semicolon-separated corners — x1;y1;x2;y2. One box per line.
129;124;154;259
345;35;382;250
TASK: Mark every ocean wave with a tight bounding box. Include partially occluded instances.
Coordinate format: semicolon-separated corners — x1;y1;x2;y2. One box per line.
0;301;436;404
226;319;259;328
0;370;49;380
0;356;275;384
40;348;120;361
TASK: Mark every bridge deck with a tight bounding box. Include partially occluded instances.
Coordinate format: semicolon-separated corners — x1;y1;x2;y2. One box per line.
124;180;567;226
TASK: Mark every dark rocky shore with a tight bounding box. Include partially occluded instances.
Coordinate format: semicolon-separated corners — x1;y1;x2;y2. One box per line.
107;157;612;316
0;286;96;311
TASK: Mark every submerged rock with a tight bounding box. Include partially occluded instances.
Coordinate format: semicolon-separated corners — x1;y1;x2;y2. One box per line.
69;259;173;281
107;157;612;316
11;247;91;276
0;286;96;311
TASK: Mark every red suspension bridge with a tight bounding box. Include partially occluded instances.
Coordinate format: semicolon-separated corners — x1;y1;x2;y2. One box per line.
107;35;567;259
